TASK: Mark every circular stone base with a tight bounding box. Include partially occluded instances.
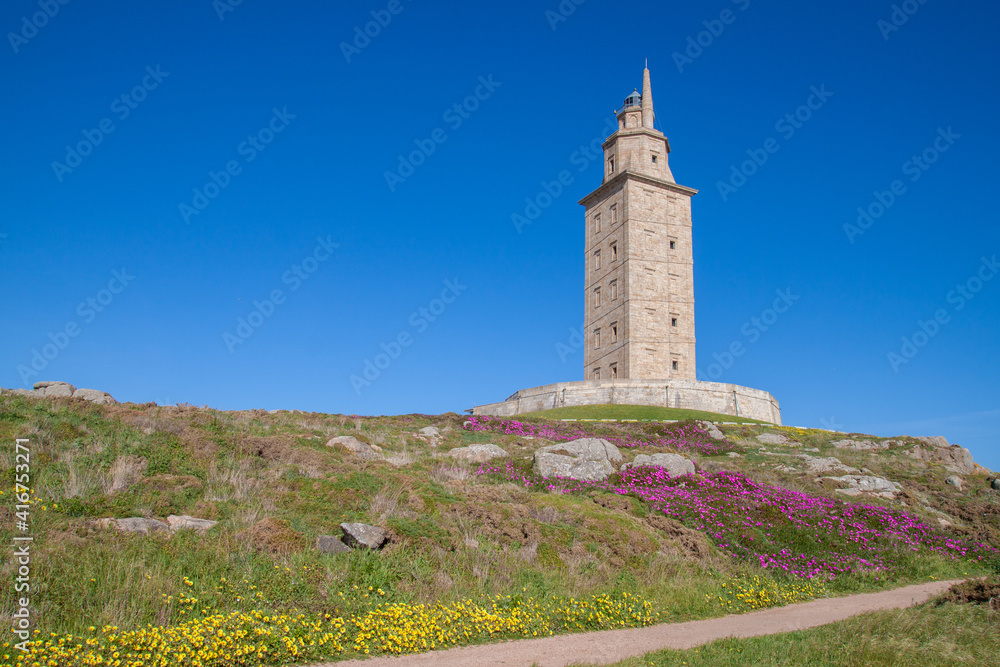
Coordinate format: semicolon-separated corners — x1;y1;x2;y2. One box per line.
472;379;781;424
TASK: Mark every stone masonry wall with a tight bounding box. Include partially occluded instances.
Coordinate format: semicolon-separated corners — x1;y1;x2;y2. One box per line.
473;379;782;424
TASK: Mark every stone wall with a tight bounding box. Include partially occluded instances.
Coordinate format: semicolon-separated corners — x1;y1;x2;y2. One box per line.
473;379;781;424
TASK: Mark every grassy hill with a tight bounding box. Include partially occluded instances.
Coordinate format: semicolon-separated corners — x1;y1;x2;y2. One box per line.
0;394;996;666
521;404;768;424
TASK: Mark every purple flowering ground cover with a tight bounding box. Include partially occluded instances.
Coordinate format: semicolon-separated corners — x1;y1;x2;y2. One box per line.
464;415;736;456
464;417;996;581
478;461;997;580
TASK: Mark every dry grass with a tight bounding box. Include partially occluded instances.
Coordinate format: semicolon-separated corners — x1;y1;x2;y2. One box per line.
102;455;148;494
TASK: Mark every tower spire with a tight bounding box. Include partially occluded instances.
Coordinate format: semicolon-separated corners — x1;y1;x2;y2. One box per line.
641;65;654;129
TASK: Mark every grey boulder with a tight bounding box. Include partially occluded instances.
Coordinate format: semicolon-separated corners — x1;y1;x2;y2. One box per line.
991;478;1000;491
166;515;218;532
340;522;387;550
756;433;791;446
696;421;725;440
37;382;75;398
73;388;118;405
326;436;381;461
533;438;622;482
622;453;695;478
945;475;964;491
832;439;888;452
108;517;170;534
447;444;509;464
316;535;351;554
824;475;902;499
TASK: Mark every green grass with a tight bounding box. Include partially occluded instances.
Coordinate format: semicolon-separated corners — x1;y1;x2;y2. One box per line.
596;600;1000;667
521;404;768;424
0;394;995;665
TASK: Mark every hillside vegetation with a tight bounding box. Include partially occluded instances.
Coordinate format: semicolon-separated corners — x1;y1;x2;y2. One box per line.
0;394;997;666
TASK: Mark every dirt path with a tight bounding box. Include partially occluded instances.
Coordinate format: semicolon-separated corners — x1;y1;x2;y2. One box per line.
305;579;960;667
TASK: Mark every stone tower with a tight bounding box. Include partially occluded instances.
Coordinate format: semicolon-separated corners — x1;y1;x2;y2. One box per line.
579;66;698;381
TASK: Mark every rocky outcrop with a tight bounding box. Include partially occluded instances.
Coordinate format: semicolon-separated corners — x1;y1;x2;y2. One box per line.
326;436;381;461
622;453;695;478
832;439;889;452
992;478;1000;491
696;421;725;440
101;517;170;534
756;433;796;446
72;388;117;405
945;475;964;491
166;515;218;532
340;522;387;550
533;438;622;482
916;436;950;448
799;454;858;475
4;381;117;404
447;444;508;464
823;475;902;499
907;439;976;475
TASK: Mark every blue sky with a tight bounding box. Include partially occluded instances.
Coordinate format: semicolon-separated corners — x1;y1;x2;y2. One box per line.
2;0;998;470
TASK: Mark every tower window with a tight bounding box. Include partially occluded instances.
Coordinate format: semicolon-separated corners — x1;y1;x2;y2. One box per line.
669;240;676;250
594;213;602;234
608;157;615;174
610;280;618;301
593;368;600;380
611;204;618;224
593;287;601;307
671;317;678;327
610;242;618;261
611;322;618;342
594;250;601;270
672;361;679;371
594;329;601;349
610;363;618;379
652;154;658;164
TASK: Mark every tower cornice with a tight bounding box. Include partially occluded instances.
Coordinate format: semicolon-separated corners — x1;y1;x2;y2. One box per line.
578;170;698;208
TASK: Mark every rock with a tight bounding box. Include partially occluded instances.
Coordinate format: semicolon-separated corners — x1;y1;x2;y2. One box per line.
340;522;387;550
622;453;695;478
824;475;902;499
535;455;613;482
916;436;950;448
945;475;964;491
908;443;976;475
538;438;623;464
727;452;742;458
992;478;1000;491
6;389;36;397
8;382;118;404
533;438;622;482
832;439;888;452
696;421;725;440
326;436;380;461
756;433;790;445
316;535;351;554
34;380;76;392
799;454;858;474
166;515;218;532
419;426;441;438
447;444;509;464
38;382;75;398
73;388;118;405
108;517;170;534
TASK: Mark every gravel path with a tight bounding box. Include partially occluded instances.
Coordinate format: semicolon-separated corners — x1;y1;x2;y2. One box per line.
305;579;959;667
